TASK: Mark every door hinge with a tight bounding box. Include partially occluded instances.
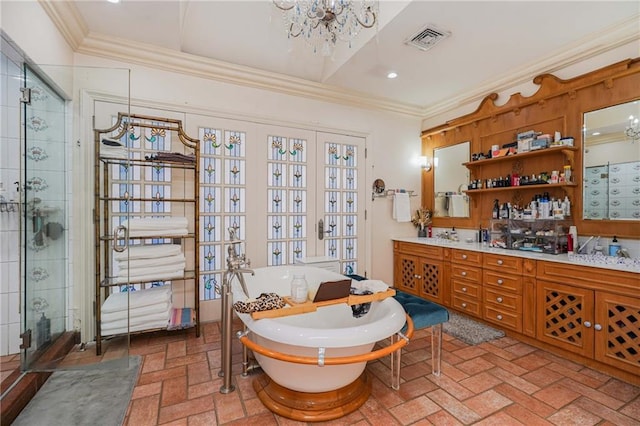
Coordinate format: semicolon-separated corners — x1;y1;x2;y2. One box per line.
365;147;367;159
20;329;32;349
20;87;31;105
365;210;367;220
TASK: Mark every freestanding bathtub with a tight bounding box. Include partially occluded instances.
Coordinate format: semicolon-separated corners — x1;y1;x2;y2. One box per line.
231;265;407;420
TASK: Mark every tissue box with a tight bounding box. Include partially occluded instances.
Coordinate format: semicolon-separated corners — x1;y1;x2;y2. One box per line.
531;136;550;150
518;137;533;153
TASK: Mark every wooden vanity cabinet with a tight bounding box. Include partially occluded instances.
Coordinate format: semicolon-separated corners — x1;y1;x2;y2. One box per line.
482;253;524;333
450;249;483;318
536;261;639;376
393;242;445;304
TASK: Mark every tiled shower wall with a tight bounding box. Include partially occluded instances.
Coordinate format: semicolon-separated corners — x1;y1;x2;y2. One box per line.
0;48;22;356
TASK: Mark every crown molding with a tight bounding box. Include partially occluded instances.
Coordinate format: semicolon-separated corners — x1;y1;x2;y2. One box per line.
38;0;87;51
418;14;640;120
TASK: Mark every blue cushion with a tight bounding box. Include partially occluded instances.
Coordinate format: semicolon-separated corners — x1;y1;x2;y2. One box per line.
393;291;449;330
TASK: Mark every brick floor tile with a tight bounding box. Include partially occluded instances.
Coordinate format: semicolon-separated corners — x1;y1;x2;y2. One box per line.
370;375;405;408
456;356;496;376
212;390;245;424
158;395;215;424
536;351;583;371
224;412;279;425
533;382;581;410
131;381;162;400
187;360;211;386
619;394;640;419
559;377;625;410
427;373;476;400
512;352;551;371
358;395;402;425
160;418;187;426
142;350;167;374
547;403;602;426
482;353;529;376
165;352;208;369
494;383;556;418
459;371;503;394
472;411;524;425
452;346;488;360
401;358;434;381
243;397;271;417
426;389;482;424
166;341;187;359
187;409;218;426
573;396;640;426
504;403;554;426
427;409;463;425
126;393;160;426
398;376;438;400
578;366;613;385
138;365;187;386
188;380;219;399
480;343;518;361
504;342;537;357
389;395;440;425
489;366;540;394
464;389;513;417
439;361;470;382
546;362;612;388
521;366;564;388
598;378;640;402
161;375;188;407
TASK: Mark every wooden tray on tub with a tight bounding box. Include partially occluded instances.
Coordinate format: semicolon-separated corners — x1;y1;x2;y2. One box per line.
250;288;396;320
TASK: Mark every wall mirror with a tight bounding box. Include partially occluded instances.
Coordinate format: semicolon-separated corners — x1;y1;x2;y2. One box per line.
582;100;640;220
433;141;470;217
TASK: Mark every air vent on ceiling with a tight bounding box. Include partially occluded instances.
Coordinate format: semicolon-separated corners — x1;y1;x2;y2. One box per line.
405;25;450;52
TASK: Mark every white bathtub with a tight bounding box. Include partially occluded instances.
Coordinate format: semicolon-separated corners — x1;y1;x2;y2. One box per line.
232;265;406;393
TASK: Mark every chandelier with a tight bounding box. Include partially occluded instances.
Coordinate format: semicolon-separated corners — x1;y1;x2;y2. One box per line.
273;0;378;55
625;115;639;142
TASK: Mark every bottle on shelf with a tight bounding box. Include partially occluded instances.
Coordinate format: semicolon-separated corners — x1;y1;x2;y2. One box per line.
492;199;500;219
290;274;309;304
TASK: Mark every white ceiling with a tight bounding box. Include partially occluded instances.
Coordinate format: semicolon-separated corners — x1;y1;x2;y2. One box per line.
46;0;640;117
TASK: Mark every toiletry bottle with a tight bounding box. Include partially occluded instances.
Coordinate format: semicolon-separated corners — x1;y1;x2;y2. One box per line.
567;233;574;254
427;224;432;238
478;224;483;243
492;199;500;219
609;236;621;256
290;274;309;304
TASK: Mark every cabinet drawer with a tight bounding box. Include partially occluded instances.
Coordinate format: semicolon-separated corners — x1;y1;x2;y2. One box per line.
394;242;443;259
484;306;521;332
451;249;482;265
451;265;482;283
483;253;522;274
452;280;481;298
483;270;522;294
453;296;482;317
484;288;521;311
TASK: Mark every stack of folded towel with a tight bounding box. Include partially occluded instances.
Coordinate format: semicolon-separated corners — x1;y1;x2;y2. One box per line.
122;216;189;238
101;285;172;336
113;244;185;284
100;138;128;159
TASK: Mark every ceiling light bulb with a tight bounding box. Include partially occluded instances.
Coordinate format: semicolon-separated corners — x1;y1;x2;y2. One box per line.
387;72;398;79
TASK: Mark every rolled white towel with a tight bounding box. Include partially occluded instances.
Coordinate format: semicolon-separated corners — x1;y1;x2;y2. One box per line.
117;262;186;278
101;308;172;331
117;254;185;269
113;269;184;284
114;244;182;261
101;300;172;322
351;279;389;293
127;228;188;238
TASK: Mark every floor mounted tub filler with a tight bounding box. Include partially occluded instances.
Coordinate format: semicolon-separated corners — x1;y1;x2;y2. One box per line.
231;265;411;422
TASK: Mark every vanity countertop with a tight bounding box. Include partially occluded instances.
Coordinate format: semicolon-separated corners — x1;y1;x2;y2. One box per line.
393;237;640;273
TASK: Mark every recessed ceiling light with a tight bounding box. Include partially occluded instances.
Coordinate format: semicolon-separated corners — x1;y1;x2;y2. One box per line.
387;72;398;79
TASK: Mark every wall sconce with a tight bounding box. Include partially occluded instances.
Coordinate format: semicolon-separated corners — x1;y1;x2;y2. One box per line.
418;156;432;171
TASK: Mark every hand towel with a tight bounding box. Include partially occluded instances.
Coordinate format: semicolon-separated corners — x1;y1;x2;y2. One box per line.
114;244;182;261
449;194;469;217
101;285;171;313
392;193;411;222
351;279;389;293
434;193;448;217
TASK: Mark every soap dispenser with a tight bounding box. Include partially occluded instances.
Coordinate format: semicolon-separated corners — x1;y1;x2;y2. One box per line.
609;236;621;256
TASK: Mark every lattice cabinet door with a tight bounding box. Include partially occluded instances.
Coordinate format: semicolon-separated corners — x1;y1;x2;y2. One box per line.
594;292;640;375
536;280;595;358
418;259;443;304
394;253;420;296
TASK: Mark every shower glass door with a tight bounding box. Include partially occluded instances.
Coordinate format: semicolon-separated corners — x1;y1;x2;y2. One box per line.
21;65;68;369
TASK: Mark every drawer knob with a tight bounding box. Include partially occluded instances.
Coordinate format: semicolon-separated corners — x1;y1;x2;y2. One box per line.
584;321;592;328
497;297;503;303
497;259;504;265
414;274;421;279
594;324;603;331
462;303;467;308
497;315;503;320
497;279;504;285
461;271;467;277
462;254;467;259
462;287;467;292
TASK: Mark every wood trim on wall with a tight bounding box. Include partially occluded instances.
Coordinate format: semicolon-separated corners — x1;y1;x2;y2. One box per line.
421;58;640;238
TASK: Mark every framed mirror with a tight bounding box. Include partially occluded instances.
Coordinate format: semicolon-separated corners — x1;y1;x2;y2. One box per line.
433;141;470;217
582;100;640;220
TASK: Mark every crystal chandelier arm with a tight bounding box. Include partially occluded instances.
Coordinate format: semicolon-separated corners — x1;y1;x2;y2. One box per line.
356;6;377;29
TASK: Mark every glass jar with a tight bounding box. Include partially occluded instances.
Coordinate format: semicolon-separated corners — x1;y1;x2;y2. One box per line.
290;274;309;304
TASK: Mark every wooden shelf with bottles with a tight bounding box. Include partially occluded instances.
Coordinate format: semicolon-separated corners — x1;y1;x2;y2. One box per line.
463;145;579;168
464;182;578;195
